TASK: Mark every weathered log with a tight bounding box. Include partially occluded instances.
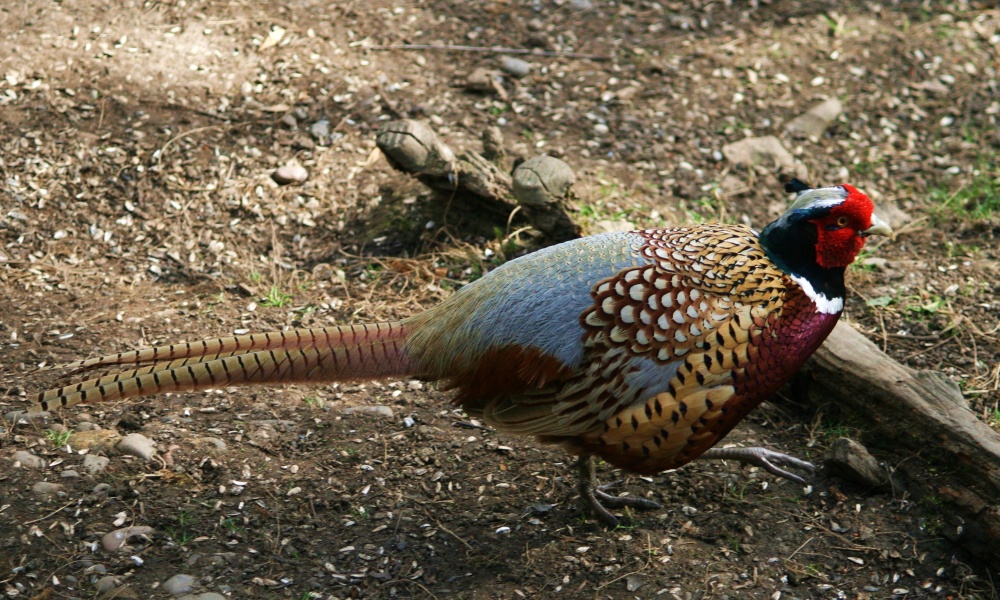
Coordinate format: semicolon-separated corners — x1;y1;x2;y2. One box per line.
376;119;580;241
511;156;581;241
796;322;1000;563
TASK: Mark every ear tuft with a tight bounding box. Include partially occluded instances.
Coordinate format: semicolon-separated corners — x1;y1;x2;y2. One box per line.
782;176;813;194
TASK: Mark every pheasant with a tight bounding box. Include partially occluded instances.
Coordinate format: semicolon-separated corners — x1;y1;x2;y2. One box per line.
32;180;891;525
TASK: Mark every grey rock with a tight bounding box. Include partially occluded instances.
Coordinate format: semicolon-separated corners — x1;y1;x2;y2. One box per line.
32;481;64;499
102;585;141;599
101;525;156;552
61;469;80;479
5;410;49;424
280;113;297;128
342;405;395;419
187;553;231;568
76;421;99;431
83;454;111;474
14;450;46;469
826;438;889;489
94;575;122;594
722;135;808;180
162;574;197;595
194;437;228;451
466;67;502;94
118;433;157;460
86;483;112;503
272;162;308;185
569;0;593;8
309;119;330;142
292;107;308;121
786;98;843;139
178;594;227;600
499;56;531;78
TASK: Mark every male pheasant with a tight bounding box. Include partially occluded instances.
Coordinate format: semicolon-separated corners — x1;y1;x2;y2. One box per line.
32;180;891;525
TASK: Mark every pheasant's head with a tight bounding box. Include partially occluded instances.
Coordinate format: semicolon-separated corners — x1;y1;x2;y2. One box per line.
785;182;893;268
760;180;893;312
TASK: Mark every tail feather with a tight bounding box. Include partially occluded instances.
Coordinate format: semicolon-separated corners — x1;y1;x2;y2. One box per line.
50;324;405;377
33;323;415;412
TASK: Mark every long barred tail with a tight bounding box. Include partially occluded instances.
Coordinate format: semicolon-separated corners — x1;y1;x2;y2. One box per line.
33;323;415;412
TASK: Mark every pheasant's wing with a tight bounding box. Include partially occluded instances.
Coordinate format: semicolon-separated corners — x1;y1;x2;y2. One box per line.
404;231;650;401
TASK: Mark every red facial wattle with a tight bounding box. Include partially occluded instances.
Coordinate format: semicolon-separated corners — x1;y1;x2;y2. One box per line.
812;185;877;268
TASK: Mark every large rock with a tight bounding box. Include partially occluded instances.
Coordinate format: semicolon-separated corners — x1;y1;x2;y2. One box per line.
786;98;843;139
721;136;808;180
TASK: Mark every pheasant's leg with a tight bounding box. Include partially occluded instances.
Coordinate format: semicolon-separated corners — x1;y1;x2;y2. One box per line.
575;456;661;526
700;447;815;484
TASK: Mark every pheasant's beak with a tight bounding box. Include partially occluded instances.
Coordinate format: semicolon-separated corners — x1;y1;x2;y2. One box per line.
861;214;893;238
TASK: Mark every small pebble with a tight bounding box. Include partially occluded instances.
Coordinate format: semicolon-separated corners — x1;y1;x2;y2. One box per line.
102;526;156;552
272;162;308;185
5;410;49;424
14;450;47;469
280;113;297;128
342;405;395;419
310;119;330;142
118;433;157;460
178;594;227;600
72;429;122;452
499;56;531;78
195;437;228;451
61;469;80;479
32;481;64;499
162;574;196;595
94;575;122;595
466;67;501;93
83;454;111;474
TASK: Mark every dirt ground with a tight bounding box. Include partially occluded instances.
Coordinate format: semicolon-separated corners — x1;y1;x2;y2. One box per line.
2;0;999;598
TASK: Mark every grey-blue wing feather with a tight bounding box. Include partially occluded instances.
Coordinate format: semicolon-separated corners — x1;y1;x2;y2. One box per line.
404;232;647;373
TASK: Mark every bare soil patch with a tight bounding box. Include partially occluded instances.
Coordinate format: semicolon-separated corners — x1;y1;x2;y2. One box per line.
2;1;998;598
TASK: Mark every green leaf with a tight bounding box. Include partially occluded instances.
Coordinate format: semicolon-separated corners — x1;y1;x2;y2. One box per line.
866;296;894;308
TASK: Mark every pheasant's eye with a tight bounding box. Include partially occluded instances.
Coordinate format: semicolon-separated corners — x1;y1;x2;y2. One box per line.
835;216;849;227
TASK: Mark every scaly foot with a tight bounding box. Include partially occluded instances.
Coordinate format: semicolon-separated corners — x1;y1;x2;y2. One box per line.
575;456;661;526
700;446;815;484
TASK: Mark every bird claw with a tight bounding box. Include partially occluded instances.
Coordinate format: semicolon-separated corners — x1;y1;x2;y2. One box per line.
594;489;662;510
576;456;660;527
700;446;815;485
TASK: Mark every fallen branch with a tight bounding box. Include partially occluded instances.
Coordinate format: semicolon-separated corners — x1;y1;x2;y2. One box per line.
794;322;1000;564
